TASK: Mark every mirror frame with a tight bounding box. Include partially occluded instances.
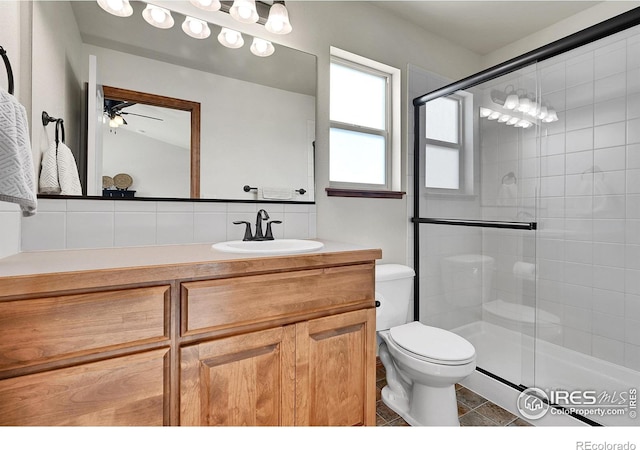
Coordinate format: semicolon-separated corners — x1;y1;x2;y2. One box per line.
101;85;201;198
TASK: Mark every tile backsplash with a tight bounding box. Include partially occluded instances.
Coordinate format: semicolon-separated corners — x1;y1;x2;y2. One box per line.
21;199;317;252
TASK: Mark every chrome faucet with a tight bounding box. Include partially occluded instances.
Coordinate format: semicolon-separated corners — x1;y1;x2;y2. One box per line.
233;209;282;241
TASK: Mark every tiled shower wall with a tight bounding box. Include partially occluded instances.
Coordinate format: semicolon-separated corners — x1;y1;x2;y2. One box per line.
21;199;316;251
533;29;640;371
480;27;640;372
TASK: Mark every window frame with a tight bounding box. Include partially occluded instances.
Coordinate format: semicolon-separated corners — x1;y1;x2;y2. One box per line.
328;47;402;197
422;91;475;196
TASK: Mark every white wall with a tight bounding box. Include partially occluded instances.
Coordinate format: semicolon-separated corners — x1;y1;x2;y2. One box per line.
482;1;640;68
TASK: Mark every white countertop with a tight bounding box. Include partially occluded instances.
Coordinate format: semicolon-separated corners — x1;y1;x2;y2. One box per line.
0;240;380;278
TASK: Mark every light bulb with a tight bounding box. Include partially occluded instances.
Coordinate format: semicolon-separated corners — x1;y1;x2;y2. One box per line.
218;28;244;49
538;105;548;120
97;0;133;17
182;17;210;39
189;0;221;11
504;94;519;110
250;38;275;57
230;0;259;23
516;97;531;113
265;3;293;34
142;5;174;29
109;118;118;128
479;107;492;118
507;117;519;125
498;115;511;123
114;115;124;125
488;111;501;120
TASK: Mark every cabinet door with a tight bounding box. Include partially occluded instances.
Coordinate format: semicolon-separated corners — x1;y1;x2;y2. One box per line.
0;348;169;426
296;308;376;426
180;326;295;426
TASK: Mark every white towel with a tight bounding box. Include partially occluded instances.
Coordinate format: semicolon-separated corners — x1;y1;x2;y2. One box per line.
39;141;82;196
261;187;292;200
0;86;37;216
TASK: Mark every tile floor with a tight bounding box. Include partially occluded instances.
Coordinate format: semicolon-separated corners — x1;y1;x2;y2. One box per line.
375;361;532;426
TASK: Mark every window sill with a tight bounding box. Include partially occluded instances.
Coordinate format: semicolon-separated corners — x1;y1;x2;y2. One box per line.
325;188;406;199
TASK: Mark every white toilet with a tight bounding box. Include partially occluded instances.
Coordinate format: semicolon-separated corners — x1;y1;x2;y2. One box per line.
376;264;476;426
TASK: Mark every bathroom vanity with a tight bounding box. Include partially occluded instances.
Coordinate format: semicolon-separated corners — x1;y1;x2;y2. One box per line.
0;241;381;426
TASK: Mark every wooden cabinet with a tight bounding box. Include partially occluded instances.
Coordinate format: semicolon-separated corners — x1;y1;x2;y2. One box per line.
180;308;376;426
0;244;380;426
180;326;296;426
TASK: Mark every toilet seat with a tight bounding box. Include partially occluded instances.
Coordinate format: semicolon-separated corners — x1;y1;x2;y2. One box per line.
389;321;475;366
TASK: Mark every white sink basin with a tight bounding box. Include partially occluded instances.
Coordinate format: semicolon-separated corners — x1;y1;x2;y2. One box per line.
212;239;324;255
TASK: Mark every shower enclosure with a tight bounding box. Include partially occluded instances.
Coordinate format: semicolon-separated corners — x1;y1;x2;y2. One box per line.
412;8;640;426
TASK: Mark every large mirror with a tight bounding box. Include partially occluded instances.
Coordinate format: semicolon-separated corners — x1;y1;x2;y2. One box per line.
33;0;316;201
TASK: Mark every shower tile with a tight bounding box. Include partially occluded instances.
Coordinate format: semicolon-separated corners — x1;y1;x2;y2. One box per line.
563;283;592;308
594;146;626;172
540;175;565;197
593;195;626;218
566;150;594;175
564;262;593;287
592;335;625;365
629;93;640;120
566;128;593;153
596;97;627;126
540;155;565;177
566;82;594;110
592;242;625;267
627;220;640;245
541;133;565;156
624;343;640;372
595;122;626;149
625;318;640;346
626;269;640;296
564;305;592;332
592;311;625;341
626;294;640;318
566;173;592;197
565;105;594;131
592;288;625;316
628;117;640;144
626;245;640;269
628;169;640;193
564;240;592;264
593;219;625;244
628;68;640;94
563;328;592;355
595;46;626;80
595;73;627;103
566;59;593;88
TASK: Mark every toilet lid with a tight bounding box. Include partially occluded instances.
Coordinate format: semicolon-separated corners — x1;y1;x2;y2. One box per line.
389;321;475;364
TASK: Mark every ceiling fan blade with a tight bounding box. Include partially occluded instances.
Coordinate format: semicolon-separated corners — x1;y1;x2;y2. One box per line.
120;111;164;121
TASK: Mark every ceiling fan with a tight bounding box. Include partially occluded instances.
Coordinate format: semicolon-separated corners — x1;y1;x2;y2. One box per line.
104;98;163;128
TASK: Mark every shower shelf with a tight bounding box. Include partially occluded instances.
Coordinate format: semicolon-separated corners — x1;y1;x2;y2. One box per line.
412;217;537;231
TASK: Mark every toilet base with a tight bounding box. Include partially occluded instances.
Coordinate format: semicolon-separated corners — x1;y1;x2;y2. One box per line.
381;383;460;426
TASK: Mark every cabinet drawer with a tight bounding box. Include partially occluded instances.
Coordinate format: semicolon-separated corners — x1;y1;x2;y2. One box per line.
0;348;168;426
182;263;374;336
0;285;169;372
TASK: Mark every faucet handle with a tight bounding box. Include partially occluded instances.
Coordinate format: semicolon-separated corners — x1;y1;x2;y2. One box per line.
264;220;282;240
233;221;254;241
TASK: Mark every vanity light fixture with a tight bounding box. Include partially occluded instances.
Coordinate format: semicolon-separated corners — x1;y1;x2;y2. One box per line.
250;37;275;57
218;27;244;48
190;0;222;11
142;4;174;29
265;1;292;34
229;0;259;24
97;0;133;17
182;16;211;39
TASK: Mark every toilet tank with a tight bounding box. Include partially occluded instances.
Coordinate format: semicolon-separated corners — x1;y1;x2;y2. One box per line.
375;264;415;331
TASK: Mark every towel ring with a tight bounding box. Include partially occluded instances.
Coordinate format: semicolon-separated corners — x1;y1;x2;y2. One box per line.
501;172;517;185
0;46;15;95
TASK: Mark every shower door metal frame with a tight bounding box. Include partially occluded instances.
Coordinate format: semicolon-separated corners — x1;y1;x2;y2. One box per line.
412;6;640;321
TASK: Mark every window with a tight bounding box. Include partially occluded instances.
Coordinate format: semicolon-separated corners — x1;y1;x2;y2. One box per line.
328;48;401;197
423;92;473;194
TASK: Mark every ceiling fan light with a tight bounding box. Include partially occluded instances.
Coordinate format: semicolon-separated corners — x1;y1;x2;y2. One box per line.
218;28;244;49
230;0;259;24
265;2;292;35
142;4;174;29
189;0;221;11
109;118;119;128
97;0;133;17
182;16;211;39
250;38;275;57
114;115;124;125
